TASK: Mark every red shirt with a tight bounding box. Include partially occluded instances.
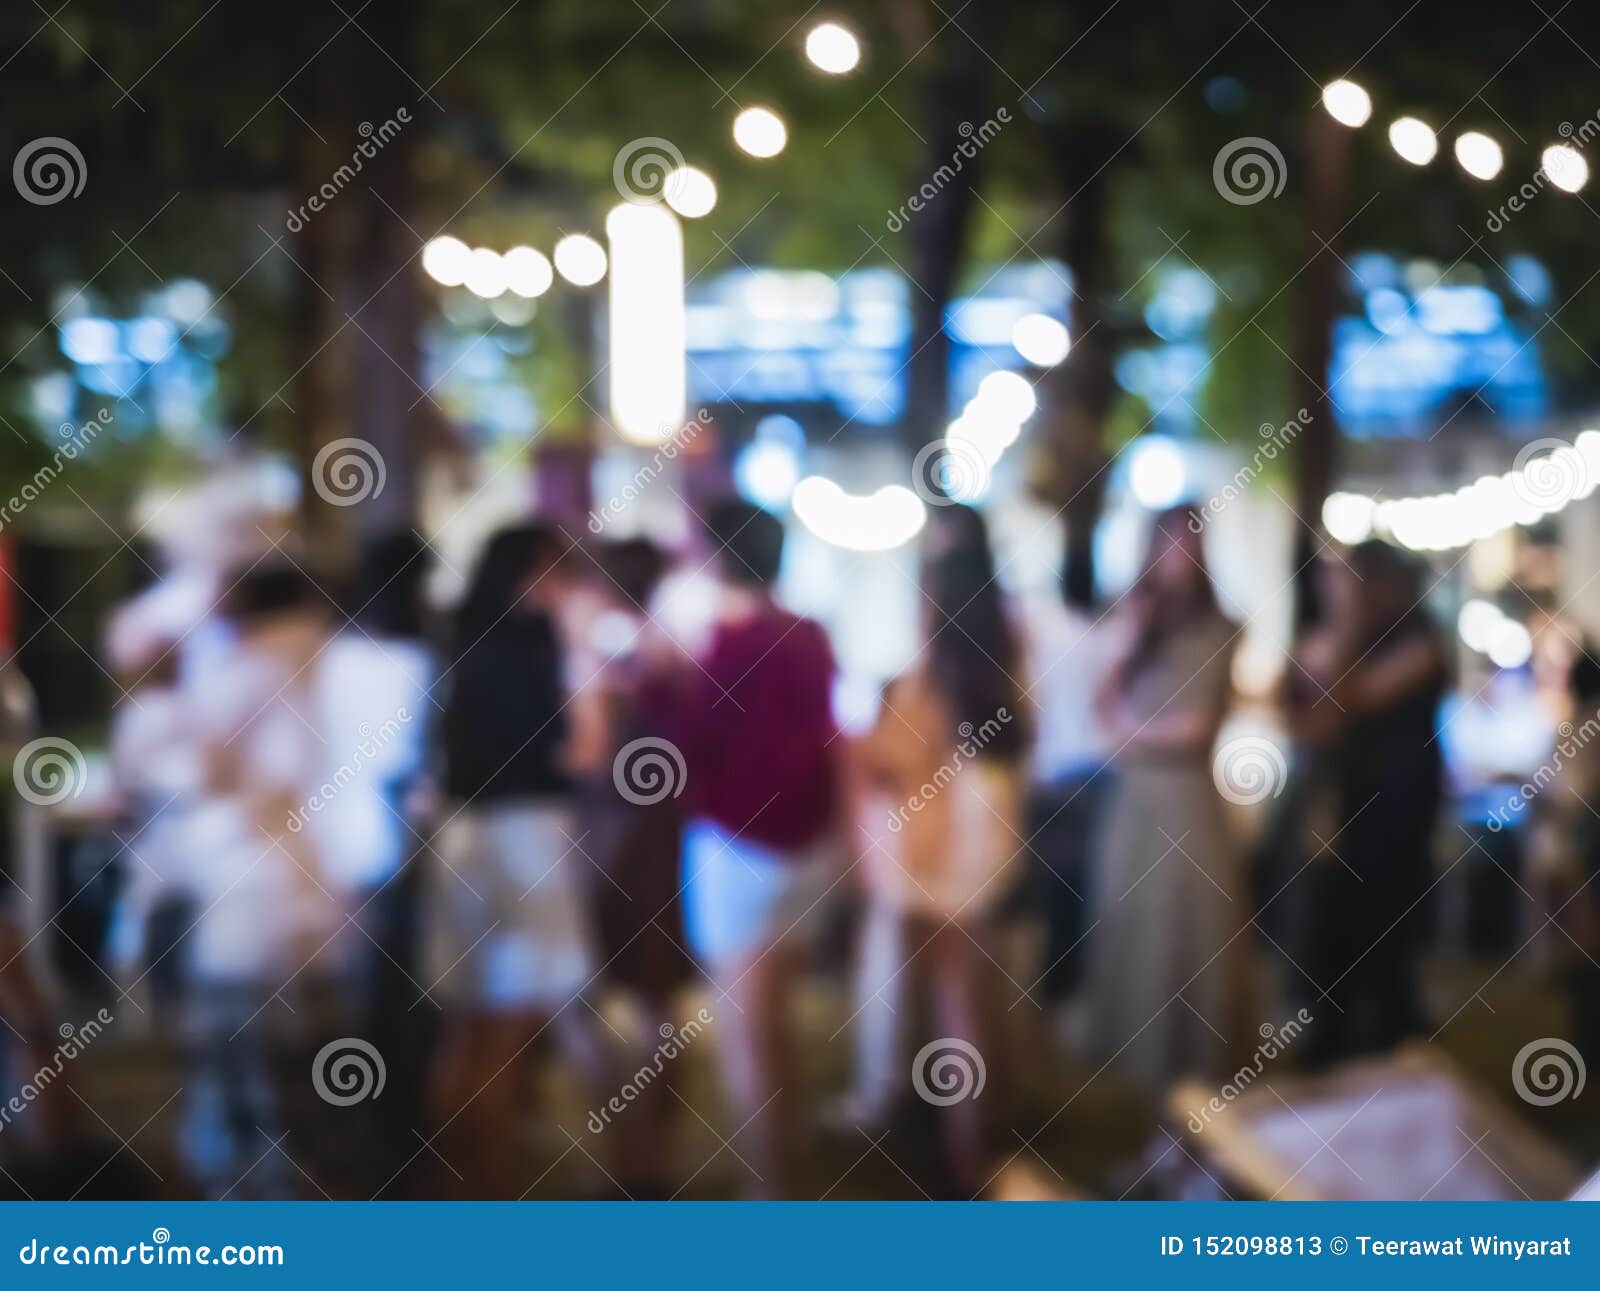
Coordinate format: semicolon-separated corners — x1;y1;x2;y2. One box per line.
675;607;839;852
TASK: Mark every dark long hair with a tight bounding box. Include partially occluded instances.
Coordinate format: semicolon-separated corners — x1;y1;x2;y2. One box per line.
1123;503;1221;681
355;530;427;640
454;523;564;646
924;511;1026;760
599;536;669;609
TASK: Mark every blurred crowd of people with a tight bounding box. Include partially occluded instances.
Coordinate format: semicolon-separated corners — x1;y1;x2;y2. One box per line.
1;489;1598;1200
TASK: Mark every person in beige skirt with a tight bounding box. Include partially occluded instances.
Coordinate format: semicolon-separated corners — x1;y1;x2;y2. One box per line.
1089;503;1244;1097
848;508;1029;1192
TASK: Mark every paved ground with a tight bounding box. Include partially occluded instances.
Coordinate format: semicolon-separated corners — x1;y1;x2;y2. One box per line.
4;941;1596;1200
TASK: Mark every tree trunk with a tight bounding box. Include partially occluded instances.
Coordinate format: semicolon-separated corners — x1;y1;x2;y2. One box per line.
1042;119;1121;609
343;0;424;554
898;9;996;456
290;2;424;580
1291;111;1349;627
290;58;352;572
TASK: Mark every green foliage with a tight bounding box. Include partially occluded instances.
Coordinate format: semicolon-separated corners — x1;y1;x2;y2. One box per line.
8;0;1600;523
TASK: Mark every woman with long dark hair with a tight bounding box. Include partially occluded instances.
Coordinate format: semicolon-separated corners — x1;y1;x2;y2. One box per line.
1088;504;1242;1094
1301;540;1447;1063
851;505;1028;1192
425;524;605;1196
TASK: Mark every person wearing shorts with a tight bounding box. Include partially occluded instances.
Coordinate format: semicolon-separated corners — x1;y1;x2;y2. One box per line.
673;501;842;1197
426;525;605;1198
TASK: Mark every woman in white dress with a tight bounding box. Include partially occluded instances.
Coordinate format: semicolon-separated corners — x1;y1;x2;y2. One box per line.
851;508;1028;1193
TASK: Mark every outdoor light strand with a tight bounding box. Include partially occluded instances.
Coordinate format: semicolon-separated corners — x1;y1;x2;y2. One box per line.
1319;77;1588;193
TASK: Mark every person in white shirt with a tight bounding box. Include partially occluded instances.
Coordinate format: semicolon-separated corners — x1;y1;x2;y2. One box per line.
1020;577;1126;1022
180;563;343;1197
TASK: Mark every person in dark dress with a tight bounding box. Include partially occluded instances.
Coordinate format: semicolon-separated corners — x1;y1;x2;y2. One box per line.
1304;541;1447;1063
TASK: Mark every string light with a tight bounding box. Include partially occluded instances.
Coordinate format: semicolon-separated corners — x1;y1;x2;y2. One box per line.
464;247;508;299
733;107;787;158
1321;430;1600;552
1541;143;1589;193
804;23;860;74
502;246;553;298
664;166;717;218
1011;314;1070;366
1321;79;1372;128
554;233;608;286
1454;131;1503;181
792;477;926;551
1388;116;1438;166
421;236;471;286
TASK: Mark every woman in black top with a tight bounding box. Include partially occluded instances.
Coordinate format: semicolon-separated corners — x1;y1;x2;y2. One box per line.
1304;541;1447;1063
426;524;605;1197
441;539;572;805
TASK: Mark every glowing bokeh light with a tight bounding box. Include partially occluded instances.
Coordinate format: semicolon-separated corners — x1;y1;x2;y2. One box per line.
1542;143;1589;193
733;107;787;158
664;166;717;219
1453;131;1503;180
1011;313;1071;367
464;247;508;299
502;245;554;298
791;477;926;551
1388;116;1438;166
1321;79;1372;128
554;233;608;286
973;370;1037;423
1322;491;1376;544
421;236;471;286
804;22;861;74
1128;436;1187;509
606;203;685;445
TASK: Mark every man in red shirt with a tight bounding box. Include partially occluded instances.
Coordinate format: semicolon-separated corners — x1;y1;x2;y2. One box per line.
672;500;842;1197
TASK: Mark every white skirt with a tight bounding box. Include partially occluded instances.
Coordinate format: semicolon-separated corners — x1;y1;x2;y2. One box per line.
425;801;596;1011
681;820;832;969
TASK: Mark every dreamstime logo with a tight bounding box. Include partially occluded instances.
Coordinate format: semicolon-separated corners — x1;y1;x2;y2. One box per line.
286;708;412;834
13;737;87;806
587;1007;713;1134
1510;437;1587;513
587;408;713;533
1189;408;1313;531
1212;137;1287;205
887;708;1013;833
911;437;991;507
14;137;87;205
1487;708;1600;832
1185;1008;1312;1133
311;1036;386;1106
1212;735;1287;806
911;1037;986;1106
285;109;411;232
0;1007;112;1134
884;108;1011;232
311;437;386;507
0;409;112;533
613;137;686;204
612;737;687;806
1512;1036;1586;1107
